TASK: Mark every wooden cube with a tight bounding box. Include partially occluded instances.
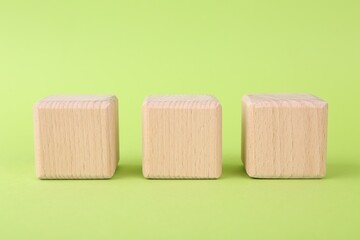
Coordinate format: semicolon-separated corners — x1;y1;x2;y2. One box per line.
142;95;222;179
34;95;119;179
242;94;328;178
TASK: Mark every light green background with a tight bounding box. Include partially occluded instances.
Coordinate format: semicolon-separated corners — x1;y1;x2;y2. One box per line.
1;0;359;239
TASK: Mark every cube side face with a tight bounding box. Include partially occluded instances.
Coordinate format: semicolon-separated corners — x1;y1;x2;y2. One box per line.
34;98;118;179
241;97;255;174
108;98;119;176
142;104;222;179
243;96;328;178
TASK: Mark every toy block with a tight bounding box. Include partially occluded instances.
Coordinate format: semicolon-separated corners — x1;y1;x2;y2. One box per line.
142;95;222;179
33;95;119;179
242;94;328;178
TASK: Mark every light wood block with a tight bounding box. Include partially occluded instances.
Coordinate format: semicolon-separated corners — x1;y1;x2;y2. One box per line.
34;95;119;179
142;95;222;179
242;94;328;178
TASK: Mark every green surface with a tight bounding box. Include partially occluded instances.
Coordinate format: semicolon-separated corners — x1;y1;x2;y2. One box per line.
1;0;360;239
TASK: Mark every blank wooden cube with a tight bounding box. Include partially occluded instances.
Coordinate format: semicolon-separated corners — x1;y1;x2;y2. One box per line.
142;95;222;179
34;95;119;179
242;94;328;178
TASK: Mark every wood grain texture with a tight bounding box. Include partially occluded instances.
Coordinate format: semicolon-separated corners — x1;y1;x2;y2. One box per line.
34;95;119;179
242;94;328;178
142;95;222;179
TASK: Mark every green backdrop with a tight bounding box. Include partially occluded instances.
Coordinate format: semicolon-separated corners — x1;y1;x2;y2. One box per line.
1;0;359;239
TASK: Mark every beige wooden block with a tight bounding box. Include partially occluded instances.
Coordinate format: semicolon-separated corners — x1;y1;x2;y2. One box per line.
242;94;328;178
34;95;119;179
142;95;222;179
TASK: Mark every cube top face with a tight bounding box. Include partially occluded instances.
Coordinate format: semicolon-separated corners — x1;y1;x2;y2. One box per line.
243;94;327;108
242;94;328;178
34;95;119;179
35;95;116;109
142;95;222;179
143;95;220;109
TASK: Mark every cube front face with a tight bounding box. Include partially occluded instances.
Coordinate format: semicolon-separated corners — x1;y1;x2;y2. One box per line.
242;94;328;178
142;95;222;179
34;95;119;179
